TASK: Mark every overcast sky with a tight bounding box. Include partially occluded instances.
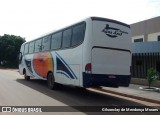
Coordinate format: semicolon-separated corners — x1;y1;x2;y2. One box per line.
0;0;160;41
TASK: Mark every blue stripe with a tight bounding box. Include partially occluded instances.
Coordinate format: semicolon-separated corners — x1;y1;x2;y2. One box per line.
24;58;35;77
25;59;33;73
56;71;71;79
55;52;77;79
56;56;74;79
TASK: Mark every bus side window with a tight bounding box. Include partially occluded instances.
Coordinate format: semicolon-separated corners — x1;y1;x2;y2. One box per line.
72;23;86;46
51;32;62;50
24;43;29;54
35;39;42;53
62;28;72;48
42;36;51;51
29;41;35;53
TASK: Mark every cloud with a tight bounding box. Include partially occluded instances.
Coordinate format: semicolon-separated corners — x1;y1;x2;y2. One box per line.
0;0;160;41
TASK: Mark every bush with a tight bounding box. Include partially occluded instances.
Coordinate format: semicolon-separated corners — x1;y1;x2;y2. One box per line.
147;68;158;88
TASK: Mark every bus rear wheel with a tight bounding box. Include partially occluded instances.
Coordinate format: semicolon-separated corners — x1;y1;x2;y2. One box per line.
47;72;58;90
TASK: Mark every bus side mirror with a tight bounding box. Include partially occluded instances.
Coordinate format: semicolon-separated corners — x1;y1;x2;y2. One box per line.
18;52;22;64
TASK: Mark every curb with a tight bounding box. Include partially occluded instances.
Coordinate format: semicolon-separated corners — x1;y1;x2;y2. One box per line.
93;87;160;105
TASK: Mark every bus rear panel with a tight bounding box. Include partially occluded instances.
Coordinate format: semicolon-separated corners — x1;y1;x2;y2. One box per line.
83;17;132;88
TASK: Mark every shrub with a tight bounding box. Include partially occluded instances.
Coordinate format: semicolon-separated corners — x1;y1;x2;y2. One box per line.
147;68;158;88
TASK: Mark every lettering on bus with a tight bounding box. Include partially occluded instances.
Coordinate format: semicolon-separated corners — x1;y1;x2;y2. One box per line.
102;24;128;38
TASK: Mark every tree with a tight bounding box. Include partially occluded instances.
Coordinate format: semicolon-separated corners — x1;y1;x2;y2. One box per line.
147;68;158;88
0;34;25;68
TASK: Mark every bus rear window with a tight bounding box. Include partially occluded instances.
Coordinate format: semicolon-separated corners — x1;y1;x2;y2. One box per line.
72;23;85;46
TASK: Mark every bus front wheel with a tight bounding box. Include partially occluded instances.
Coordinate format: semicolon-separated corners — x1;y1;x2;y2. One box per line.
24;70;30;81
47;72;57;90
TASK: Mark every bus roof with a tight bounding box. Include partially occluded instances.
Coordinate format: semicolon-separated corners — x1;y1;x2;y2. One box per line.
24;17;130;43
91;17;130;28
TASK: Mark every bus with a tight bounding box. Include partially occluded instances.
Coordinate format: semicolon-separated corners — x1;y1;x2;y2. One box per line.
19;17;132;89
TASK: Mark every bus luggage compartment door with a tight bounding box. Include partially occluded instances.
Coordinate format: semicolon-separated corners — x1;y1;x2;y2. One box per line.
91;47;131;75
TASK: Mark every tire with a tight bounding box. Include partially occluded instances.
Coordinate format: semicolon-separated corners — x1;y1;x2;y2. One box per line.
75;86;86;91
47;72;57;90
24;70;30;81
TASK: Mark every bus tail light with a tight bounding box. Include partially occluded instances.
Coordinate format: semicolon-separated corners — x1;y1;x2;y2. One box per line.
85;63;92;74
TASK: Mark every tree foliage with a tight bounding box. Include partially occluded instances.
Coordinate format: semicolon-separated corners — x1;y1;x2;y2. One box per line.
0;34;25;68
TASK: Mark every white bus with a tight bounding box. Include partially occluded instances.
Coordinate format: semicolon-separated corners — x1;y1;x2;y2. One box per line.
19;17;132;89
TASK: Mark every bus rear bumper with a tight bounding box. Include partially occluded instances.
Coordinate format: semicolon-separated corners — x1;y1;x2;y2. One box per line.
83;73;131;88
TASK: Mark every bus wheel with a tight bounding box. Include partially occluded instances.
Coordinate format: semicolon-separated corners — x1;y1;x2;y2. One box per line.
47;72;57;90
24;70;30;81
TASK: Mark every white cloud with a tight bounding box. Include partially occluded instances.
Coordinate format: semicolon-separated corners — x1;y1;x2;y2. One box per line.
0;0;160;41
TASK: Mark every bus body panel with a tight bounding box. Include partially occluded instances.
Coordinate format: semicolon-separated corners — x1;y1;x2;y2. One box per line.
23;53;47;80
21;48;83;87
19;17;132;88
53;44;83;86
82;18;93;71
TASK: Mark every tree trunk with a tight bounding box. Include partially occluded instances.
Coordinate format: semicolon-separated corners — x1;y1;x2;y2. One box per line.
148;80;151;88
